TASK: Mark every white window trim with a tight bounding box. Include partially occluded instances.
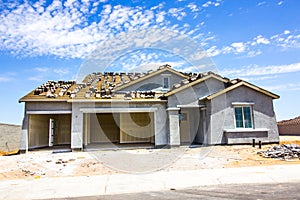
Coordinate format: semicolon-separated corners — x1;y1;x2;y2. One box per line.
232;102;255;106
233;105;254;129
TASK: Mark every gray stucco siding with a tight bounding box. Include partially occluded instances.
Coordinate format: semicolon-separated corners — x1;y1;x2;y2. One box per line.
116;71;185;92
167;78;225;107
206;85;279;144
26;101;72;112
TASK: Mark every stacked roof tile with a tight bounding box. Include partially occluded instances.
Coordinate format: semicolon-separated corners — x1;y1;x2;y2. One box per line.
19;64;261;102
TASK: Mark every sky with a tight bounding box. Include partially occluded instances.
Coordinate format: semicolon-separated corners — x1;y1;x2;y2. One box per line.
0;0;300;125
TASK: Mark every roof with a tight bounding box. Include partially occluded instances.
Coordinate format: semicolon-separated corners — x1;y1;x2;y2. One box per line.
19;65;279;103
164;72;229;97
19;64;187;102
278;116;300;126
200;79;280;100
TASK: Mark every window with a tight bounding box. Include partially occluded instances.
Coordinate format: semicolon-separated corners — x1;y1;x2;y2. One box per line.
234;106;253;128
163;77;169;89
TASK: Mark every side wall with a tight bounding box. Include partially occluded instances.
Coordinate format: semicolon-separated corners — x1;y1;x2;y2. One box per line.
205;86;279;144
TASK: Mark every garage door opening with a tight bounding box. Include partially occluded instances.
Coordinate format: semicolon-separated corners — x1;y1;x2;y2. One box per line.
83;112;155;149
28;114;71;149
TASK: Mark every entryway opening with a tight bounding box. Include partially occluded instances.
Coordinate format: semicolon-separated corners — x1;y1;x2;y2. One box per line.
28;114;71;149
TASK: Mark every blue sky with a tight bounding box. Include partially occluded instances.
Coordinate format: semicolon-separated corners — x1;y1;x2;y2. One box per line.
0;0;300;125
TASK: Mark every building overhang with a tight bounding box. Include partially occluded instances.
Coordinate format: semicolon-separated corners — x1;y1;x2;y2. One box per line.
26;110;72;114
177;104;205;108
80;107;158;113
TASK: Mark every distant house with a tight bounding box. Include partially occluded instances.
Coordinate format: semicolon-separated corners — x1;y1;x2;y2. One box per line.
19;64;280;151
277;116;300;135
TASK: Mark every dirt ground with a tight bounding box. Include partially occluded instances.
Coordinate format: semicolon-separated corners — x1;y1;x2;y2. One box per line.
0;136;299;180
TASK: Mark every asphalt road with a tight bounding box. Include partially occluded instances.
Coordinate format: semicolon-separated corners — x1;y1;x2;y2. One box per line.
47;182;300;200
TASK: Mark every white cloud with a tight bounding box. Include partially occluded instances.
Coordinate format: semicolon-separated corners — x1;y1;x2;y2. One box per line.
278;1;284;6
34;67;49;73
0;1;216;59
205;29;300;57
257;2;267;6
187;3;199;12
0;76;13;82
53;69;70;75
246;50;262;57
231;42;247;53
202;0;222;8
0;72;17;82
254;35;270;45
28;67;72;82
168;7;186;21
0;1;170;59
263;82;300;91
206;45;222;57
221;62;300;77
241;75;278;82
28;76;44;82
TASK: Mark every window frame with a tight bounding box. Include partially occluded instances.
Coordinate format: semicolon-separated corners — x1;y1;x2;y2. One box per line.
162;77;170;89
233;105;254;129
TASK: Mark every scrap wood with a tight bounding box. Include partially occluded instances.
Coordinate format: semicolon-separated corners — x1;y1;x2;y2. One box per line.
258;144;300;160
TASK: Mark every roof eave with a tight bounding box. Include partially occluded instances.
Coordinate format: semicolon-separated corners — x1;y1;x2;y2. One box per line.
205;81;280;100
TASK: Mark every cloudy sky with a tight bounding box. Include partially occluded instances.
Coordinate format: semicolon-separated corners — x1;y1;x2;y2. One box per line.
1;0;300;124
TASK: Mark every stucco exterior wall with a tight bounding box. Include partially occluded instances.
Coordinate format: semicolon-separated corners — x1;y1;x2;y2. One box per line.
205;86;279;144
116;71;185;92
26;101;72;111
167;78;225;107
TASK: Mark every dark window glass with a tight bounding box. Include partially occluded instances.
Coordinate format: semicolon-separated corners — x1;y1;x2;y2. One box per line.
235;107;244;128
163;77;169;89
243;107;252;128
234;106;253;128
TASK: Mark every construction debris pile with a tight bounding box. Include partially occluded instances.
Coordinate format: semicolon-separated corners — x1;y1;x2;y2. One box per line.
258;144;300;160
